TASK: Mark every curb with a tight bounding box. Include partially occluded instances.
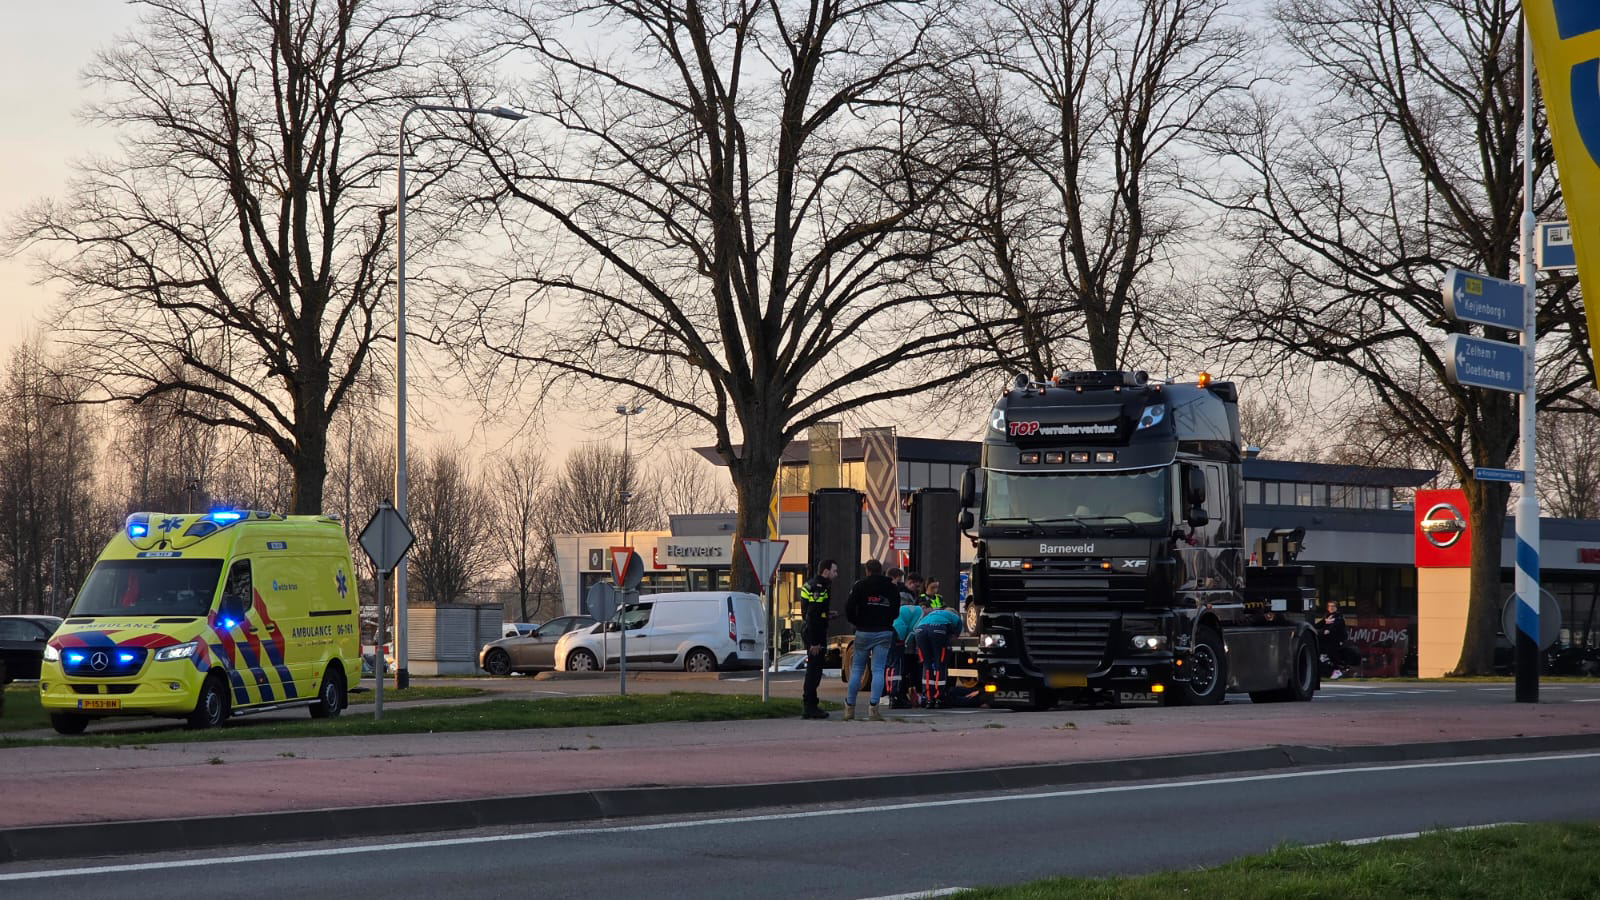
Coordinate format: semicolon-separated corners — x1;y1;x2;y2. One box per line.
6;732;1600;865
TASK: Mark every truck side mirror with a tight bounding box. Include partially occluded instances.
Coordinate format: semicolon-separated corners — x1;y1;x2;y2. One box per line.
1185;466;1206;505
1188;505;1210;528
958;509;974;530
959;467;982;508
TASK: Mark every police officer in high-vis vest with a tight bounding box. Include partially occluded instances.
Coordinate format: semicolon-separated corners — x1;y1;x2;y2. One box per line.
799;559;838;719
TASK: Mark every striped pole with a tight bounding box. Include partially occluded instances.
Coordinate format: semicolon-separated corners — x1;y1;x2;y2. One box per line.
1515;18;1540;703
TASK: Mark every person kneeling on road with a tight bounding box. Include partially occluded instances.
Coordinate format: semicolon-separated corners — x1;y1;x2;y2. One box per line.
889;576;925;709
913;586;961;709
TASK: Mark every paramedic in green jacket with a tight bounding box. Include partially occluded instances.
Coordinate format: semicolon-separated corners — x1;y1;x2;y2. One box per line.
913;584;961;708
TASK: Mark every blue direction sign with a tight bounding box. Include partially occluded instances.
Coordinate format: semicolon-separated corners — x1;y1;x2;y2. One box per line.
1474;467;1526;484
1442;268;1526;331
1444;333;1524;394
1538;221;1577;271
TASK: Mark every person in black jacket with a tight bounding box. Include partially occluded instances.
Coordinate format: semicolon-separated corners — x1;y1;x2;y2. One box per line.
798;560;838;719
1318;600;1350;678
843;558;900;721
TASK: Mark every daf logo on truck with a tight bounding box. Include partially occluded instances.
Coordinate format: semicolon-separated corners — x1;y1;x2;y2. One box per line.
38;509;361;735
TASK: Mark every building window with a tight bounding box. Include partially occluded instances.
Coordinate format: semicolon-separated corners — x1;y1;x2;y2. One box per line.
1264;482;1280;505
909;461;930;488
1295;483;1312;506
1246;481;1261;504
1312;484;1328;507
897;461;909;489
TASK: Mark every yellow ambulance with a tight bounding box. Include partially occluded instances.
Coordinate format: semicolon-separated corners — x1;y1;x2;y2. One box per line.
39;510;360;735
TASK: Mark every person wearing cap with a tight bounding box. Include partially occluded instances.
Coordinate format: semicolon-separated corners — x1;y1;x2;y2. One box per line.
798;560;837;719
912;589;962;708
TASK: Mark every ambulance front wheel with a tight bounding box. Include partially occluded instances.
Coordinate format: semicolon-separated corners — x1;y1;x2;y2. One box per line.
187;674;231;729
310;665;346;719
50;713;89;735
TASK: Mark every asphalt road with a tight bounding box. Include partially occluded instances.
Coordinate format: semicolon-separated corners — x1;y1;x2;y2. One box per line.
5;751;1597;899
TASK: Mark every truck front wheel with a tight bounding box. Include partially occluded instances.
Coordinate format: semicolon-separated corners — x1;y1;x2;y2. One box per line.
1171;626;1228;706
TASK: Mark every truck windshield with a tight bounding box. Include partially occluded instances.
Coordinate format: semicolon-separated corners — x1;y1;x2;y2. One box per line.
985;469;1168;531
69;559;226;617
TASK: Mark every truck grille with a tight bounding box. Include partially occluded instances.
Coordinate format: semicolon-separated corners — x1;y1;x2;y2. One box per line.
1018;611;1114;671
986;562;1147;606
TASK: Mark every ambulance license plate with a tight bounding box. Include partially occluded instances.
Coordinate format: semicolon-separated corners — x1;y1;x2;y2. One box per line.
78;699;120;710
1045;672;1088;689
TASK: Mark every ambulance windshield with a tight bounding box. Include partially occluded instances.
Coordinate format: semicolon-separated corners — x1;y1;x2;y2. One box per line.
70;559;226;617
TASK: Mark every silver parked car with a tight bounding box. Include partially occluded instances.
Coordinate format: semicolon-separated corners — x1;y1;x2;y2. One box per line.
479;616;597;675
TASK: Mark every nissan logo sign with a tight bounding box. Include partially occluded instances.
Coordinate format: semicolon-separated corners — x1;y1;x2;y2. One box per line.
89;651;110;672
1420;502;1467;548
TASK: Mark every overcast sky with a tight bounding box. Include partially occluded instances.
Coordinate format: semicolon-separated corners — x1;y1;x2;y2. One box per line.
0;2;136;355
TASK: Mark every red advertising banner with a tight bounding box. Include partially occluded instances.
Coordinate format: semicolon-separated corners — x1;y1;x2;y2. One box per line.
1346;616;1412;677
1413;488;1471;568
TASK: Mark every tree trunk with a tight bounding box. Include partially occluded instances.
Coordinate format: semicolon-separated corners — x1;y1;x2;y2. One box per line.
289;427;329;515
1452;479;1511;675
728;442;781;596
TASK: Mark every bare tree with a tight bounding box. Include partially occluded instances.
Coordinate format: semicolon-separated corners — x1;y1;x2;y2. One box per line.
931;0;1252;381
545;445;657;537
462;0;992;588
1538;407;1600;519
487;443;559;621
0;341;115;615
407;443;497;604
652;451;733;519
7;0;476;514
1237;396;1295;455
1202;0;1590;673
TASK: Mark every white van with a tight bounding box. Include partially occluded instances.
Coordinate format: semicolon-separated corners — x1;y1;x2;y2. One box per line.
555;591;765;673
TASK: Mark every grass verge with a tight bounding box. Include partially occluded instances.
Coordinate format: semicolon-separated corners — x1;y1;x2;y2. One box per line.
0;691;813;746
955;823;1600;899
0;683;485;735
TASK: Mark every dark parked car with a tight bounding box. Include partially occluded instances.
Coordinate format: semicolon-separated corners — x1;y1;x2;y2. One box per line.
0;615;63;682
478;615;597;675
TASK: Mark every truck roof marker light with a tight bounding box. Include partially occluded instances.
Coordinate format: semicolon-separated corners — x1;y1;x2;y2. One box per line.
1020;452;1040;464
1070;451;1090;463
1044;452;1065;464
1197;372;1212;387
1095;452;1116;464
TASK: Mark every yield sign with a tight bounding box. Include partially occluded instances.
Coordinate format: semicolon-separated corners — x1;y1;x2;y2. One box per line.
610;547;644;590
741;539;789;591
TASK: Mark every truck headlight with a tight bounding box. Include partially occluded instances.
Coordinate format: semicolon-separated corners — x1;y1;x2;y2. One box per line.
43;644;60;662
1130;634;1167;651
154;641;199;661
980;634;1007;649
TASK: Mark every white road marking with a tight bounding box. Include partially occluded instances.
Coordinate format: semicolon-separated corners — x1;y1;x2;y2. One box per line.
854;889;967;900
4;753;1597;882
1322;822;1519;847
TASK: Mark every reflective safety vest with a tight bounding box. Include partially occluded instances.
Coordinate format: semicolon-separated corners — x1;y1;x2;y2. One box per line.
925;593;945;609
800;579;830;622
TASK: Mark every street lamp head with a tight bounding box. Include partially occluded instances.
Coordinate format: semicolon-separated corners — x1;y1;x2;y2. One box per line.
616;404;645;416
488;105;528;121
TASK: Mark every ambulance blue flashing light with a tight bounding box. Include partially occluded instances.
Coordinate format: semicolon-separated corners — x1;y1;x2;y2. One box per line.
129;523;149;537
210;510;245;524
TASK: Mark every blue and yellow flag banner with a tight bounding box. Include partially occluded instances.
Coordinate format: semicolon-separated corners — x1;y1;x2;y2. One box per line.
1527;1;1600;388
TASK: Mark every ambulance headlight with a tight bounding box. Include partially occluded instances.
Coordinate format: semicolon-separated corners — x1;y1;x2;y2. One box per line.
43;644;60;662
1131;634;1167;651
155;641;200;661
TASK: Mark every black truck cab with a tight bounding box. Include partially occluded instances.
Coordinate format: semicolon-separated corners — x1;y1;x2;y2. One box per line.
963;370;1318;709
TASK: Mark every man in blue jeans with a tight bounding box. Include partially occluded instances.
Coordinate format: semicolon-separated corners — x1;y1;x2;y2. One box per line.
843;558;899;721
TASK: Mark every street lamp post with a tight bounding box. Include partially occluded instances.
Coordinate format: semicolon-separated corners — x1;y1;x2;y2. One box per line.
394;102;524;689
616;403;644;696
